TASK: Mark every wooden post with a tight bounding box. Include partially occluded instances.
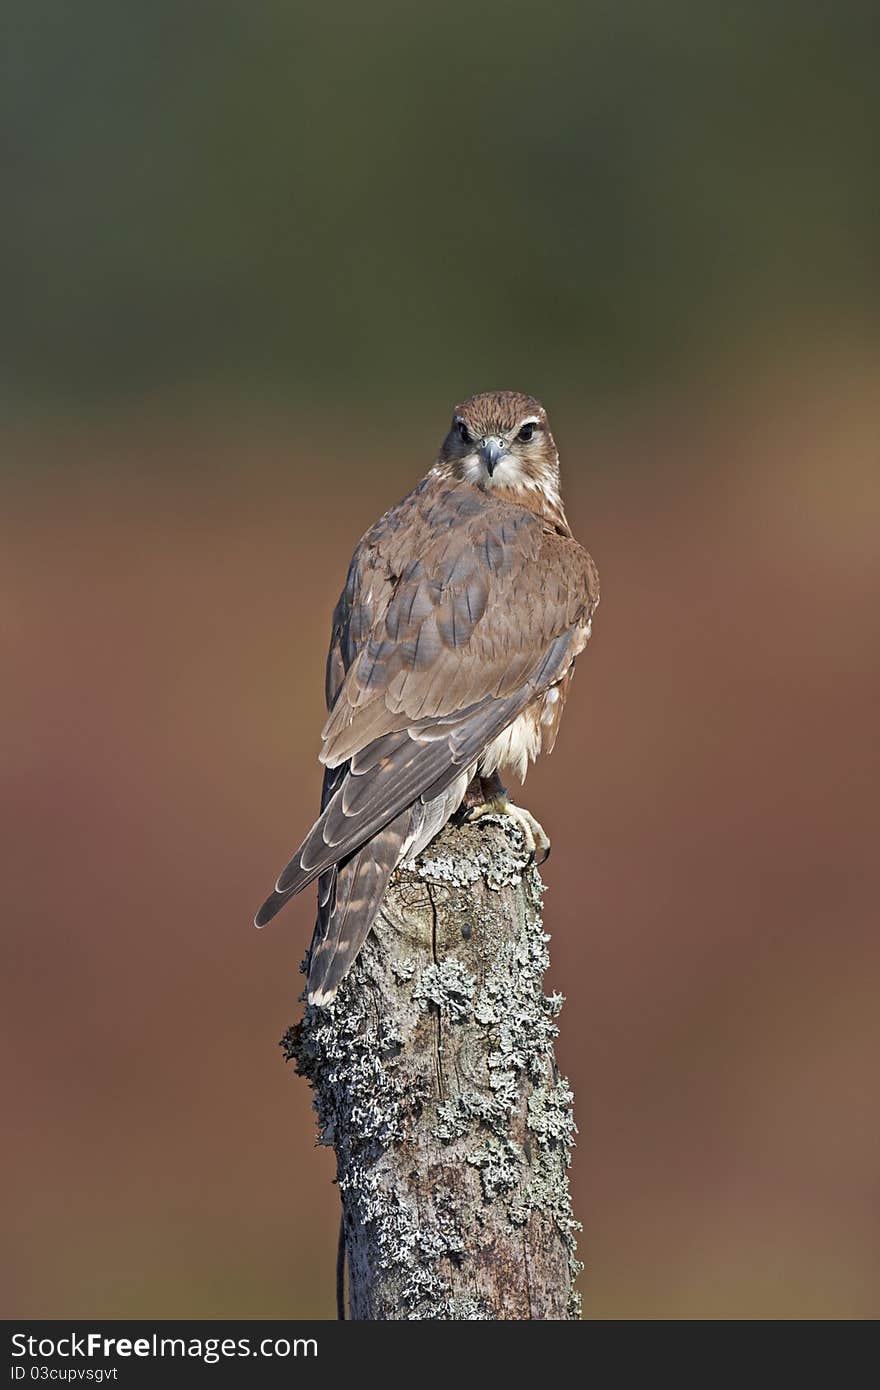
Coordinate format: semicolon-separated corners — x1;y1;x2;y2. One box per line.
284;815;582;1320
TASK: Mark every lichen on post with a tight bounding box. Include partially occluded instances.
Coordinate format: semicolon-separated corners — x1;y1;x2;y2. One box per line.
283;814;582;1320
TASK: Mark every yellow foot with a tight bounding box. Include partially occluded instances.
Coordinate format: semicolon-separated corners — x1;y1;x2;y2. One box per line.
462;795;551;864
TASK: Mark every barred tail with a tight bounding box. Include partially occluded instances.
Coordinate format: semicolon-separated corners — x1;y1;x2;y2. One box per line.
305;808;412;1005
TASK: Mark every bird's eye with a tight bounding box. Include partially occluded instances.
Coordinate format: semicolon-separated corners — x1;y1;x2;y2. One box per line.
457;421;471;445
517;422;536;443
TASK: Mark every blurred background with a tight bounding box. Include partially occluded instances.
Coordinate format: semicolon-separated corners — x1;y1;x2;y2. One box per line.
2;1;878;1320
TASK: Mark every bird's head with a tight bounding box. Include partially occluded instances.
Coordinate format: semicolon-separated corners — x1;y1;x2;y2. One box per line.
436;391;566;525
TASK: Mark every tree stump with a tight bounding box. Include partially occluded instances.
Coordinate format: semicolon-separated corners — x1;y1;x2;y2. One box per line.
283;815;582;1320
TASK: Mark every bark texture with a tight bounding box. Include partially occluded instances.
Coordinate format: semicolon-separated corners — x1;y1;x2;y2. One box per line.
284;814;582;1320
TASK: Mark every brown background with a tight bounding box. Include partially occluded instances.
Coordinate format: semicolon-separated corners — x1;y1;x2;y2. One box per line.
3;2;879;1319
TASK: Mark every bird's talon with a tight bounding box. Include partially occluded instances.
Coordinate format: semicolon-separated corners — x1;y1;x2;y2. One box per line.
461;795;550;865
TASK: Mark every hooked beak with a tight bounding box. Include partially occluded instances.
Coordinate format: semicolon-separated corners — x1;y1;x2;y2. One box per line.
479;436;507;475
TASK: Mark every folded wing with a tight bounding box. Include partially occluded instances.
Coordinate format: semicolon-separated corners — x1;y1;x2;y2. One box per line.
255;478;598;945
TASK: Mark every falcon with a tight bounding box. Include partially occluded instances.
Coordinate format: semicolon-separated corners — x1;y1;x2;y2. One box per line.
255;391;599;1005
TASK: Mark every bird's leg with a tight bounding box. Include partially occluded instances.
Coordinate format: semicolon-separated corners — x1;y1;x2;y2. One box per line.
459;771;551;864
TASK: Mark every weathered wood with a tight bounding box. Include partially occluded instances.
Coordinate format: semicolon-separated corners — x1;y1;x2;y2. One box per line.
284;815;582;1320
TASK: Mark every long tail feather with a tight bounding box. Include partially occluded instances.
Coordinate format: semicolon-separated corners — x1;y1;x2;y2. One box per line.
306;808;411;1005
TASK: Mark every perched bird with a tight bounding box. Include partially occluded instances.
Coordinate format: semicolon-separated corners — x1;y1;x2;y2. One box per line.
255;391;599;1005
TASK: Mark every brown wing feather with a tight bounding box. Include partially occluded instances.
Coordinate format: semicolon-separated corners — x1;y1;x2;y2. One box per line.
271;633;573;899
321;478;596;764
255;474;598;947
254;761;344;927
